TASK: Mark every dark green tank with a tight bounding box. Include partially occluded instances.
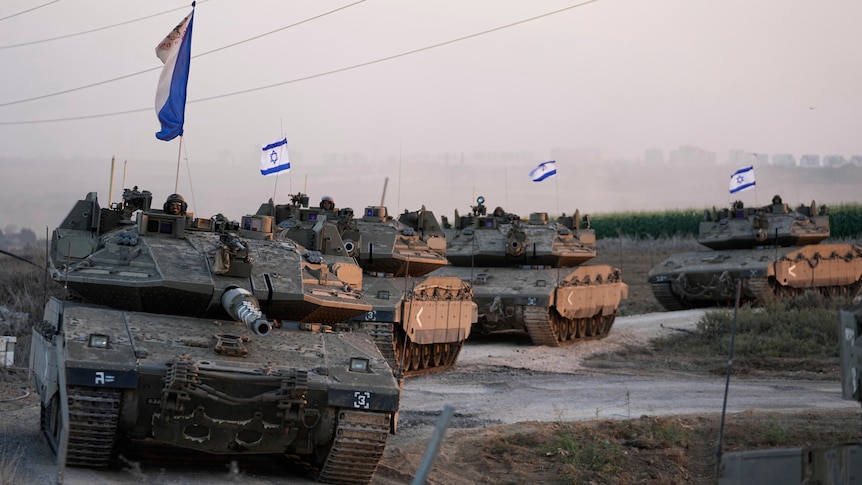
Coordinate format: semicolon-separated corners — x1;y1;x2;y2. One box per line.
432;196;628;346
648;196;862;310
31;187;400;484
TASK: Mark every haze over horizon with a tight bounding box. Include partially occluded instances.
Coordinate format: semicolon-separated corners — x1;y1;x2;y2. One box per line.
1;0;860;232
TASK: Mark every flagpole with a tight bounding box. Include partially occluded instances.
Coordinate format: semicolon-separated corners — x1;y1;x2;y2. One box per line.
174;135;183;193
555;172;560;218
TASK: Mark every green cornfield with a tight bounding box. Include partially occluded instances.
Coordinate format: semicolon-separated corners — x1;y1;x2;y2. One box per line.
588;203;862;240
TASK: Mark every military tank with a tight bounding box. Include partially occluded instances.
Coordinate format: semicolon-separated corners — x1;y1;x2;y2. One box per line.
647;196;862;311
432;196;629;346
31;187;400;484
261;193;476;376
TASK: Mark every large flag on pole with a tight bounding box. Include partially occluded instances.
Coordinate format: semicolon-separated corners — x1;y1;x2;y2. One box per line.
529;160;557;182
154;4;195;141
729;165;755;194
260;138;290;176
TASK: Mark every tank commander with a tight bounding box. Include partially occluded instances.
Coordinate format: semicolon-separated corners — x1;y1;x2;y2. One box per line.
770;194;787;214
320;195;335;212
493;206;506;218
163;193;187;216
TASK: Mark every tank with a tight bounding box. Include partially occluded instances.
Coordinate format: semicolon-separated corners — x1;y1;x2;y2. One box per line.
31;187;400;484
264;193;476;376
647;196;862;311
51;187;371;324
432;196;629;346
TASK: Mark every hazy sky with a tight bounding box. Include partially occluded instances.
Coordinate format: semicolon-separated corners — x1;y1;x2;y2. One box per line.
1;0;861;232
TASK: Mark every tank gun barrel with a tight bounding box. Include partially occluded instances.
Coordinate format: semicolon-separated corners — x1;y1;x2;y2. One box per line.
221;287;272;336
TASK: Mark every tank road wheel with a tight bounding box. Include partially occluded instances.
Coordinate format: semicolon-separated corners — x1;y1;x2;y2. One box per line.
566;318;577;340
587;316;600;336
420;345;431;369
409;343;422;371
432;344;444;367
577;318;587;338
554;314;568;343
447;342;463;366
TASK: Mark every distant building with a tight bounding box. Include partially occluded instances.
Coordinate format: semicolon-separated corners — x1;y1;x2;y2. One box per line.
770;153;796;166
799;154;821;168
849;155;862;166
668;145;716;165
822;154;847;167
727;149;748;167
549;147;603;165
644;148;664;165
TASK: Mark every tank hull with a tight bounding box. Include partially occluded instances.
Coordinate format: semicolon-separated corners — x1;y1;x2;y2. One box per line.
647;244;862;310
431;265;628;346
30;297;399;484
350;275;476;376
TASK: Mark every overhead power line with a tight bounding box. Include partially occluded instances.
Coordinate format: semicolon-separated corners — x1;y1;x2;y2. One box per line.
0;0;601;125
0;1;207;50
0;0;59;22
0;0;365;108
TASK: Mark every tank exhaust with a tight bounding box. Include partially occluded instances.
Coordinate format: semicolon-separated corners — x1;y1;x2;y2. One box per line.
220;287;272;336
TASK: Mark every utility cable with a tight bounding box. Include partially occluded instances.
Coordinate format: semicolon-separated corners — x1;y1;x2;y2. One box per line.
0;0;365;108
0;0;59;22
0;0;602;125
0;1;207;49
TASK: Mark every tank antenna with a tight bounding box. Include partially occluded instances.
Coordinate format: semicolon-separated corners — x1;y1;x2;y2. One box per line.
108;155;116;207
380;177;389;207
174;135;184;193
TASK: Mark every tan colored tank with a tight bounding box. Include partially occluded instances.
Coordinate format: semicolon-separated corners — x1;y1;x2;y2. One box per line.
262;193;476;376
433;196;628;346
31;187;400;484
648;197;862;310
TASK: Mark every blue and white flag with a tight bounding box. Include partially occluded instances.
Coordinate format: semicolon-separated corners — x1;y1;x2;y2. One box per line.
729;165;755;194
154;6;195;141
260;138;290;176
529;160;557;182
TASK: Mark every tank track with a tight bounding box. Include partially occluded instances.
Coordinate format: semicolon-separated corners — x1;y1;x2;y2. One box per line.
523;306;614;347
650;281;692;311
49;386;122;467
394;333;464;377
315;410;391;485
748;277;862;304
361;322;397;370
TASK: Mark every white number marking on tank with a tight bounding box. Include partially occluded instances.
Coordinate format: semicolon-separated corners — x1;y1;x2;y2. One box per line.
95;371;115;385
527;297;536;306
364;311;376;321
353;391;371;409
788;264;796;277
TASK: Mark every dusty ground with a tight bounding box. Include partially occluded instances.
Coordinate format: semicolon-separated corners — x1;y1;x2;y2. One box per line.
2;239;860;485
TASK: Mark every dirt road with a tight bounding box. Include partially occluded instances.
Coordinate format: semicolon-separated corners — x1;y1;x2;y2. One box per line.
3;309;857;485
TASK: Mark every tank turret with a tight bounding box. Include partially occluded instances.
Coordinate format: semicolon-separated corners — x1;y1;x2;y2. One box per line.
432;196;629;347
648;197;862;311
33;188;400;484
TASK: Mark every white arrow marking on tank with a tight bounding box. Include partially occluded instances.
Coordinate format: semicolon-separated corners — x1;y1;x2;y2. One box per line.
788;264;796;277
416;307;423;327
567;292;573;305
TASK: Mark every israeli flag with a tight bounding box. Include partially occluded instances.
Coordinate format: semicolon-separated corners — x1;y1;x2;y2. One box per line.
260;138;290;176
529;160;557;182
729;165;755;194
154;7;195;141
